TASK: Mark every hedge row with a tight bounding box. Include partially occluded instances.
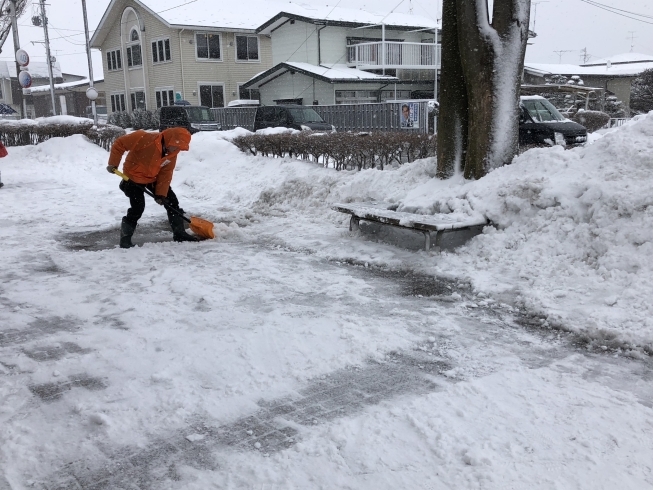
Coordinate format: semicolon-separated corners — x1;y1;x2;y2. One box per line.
0;122;126;151
232;131;437;170
108;109;160;130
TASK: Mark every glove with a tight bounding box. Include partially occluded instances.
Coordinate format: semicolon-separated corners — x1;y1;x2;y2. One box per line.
106;165;117;174
155;196;167;206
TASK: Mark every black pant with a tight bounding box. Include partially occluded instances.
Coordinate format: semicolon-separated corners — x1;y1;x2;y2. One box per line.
119;180;183;226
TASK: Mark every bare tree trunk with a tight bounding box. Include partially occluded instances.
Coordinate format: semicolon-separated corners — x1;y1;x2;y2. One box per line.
457;0;530;179
436;0;468;178
436;0;530;180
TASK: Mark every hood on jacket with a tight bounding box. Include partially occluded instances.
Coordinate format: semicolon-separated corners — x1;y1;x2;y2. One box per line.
161;128;192;152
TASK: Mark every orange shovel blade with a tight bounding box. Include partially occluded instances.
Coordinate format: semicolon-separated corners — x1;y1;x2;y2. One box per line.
189;216;215;240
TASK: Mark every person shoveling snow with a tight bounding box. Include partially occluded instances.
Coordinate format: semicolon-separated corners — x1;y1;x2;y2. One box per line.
106;128;211;248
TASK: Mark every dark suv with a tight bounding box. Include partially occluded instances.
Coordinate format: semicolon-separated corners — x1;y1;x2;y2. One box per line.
519;96;587;147
254;105;335;132
159;105;221;134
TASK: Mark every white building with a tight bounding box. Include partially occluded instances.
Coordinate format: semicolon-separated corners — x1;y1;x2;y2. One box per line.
243;6;440;105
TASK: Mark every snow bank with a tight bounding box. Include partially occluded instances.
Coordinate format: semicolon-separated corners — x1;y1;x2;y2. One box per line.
397;113;653;350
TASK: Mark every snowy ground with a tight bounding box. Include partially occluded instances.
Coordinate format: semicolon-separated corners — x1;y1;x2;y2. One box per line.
0;123;652;489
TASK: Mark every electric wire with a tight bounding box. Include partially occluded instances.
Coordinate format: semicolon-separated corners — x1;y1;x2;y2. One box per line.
578;0;653;25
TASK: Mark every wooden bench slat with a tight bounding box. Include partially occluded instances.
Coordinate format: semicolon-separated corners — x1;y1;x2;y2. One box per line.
332;203;487;232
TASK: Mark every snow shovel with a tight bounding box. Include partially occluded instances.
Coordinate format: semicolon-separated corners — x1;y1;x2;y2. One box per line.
111;168;215;240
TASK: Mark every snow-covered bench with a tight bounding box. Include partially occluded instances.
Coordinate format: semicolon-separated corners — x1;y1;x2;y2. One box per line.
332;202;488;251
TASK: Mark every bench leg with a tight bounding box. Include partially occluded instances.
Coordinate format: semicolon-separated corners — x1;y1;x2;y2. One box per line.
423;231;430;251
434;230;444;251
349;215;360;232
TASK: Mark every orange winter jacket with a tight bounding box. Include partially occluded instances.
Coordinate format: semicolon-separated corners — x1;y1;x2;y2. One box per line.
108;128;191;197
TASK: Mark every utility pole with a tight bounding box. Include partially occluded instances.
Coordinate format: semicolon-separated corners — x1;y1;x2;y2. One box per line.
81;0;97;125
553;49;572;64
580;47;590;64
9;0;26;118
627;31;636;52
39;0;57;116
531;1;549;32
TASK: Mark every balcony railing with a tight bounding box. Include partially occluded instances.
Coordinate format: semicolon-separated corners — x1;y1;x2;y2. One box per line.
347;42;441;71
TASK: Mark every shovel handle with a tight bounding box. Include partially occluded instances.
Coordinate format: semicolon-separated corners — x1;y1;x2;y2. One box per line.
111;168;191;224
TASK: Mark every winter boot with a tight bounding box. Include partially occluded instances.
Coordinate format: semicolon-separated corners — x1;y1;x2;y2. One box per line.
120;217;136;249
169;214;199;242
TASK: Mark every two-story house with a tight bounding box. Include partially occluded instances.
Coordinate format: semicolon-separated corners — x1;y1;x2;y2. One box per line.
90;0;290;114
241;6;440;106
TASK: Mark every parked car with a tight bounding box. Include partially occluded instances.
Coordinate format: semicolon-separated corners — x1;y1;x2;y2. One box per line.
519;96;587;147
254;105;336;132
159;105;221;134
85;105;108;124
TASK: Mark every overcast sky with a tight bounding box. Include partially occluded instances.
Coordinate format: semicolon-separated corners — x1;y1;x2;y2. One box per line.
1;0;651;79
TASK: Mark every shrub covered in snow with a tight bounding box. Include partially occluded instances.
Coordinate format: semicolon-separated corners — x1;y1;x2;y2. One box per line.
107;109;161;130
232;131;436;170
572;110;610;132
630;68;653;114
0;118;93;146
0;117;125;151
84;125;127;151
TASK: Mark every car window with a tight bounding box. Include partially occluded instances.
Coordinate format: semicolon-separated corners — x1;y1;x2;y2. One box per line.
288;108;324;124
257;107;275;122
521;99;565;122
185;107;214;122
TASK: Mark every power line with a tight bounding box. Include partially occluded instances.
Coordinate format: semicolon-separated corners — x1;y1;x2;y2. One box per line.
578;0;653;25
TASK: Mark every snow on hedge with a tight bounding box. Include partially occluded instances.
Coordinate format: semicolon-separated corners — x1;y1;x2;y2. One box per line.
0;115;94;126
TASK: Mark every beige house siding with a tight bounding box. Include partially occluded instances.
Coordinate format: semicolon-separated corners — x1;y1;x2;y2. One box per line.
96;0;272;114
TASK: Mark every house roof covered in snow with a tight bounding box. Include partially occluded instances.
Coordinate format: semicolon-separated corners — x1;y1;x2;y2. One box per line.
91;0;438;47
242;62;399;89
0;61;63;79
581;52;653;67
257;6;439;34
524;58;653;78
28;78;102;94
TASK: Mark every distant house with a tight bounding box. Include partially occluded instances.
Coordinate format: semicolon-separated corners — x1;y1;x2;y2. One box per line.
29;79;106;119
242;6;440;105
90;0;294;114
524;53;653;113
0;61;84;118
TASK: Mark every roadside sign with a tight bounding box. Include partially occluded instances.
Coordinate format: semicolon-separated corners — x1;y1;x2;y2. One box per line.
15;49;30;67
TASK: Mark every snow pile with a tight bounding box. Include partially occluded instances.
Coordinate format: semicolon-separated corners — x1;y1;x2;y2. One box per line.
0;115;93;127
398;113;653;349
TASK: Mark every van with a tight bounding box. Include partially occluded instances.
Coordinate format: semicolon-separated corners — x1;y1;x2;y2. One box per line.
519;96;587;147
254;105;335;132
159;105;221;134
86;105;108;124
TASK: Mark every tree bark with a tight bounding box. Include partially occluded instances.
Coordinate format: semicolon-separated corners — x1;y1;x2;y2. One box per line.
437;0;530;180
436;0;468;179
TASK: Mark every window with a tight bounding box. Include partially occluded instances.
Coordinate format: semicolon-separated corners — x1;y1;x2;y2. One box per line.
106;49;122;71
130;29;139;42
199;84;224;108
155;88;175;108
152;38;171;64
127;44;142;67
238;85;260;101
110;93;126;112
236;35;259;61
130;91;146;110
196;33;221;60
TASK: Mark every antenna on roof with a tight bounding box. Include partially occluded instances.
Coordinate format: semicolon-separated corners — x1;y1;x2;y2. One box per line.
553;49;572;64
